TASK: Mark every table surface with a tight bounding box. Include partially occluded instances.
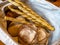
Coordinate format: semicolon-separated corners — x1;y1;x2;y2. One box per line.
0;40;5;45
47;0;60;7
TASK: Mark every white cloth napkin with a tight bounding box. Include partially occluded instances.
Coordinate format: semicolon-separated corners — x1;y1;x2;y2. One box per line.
27;0;60;45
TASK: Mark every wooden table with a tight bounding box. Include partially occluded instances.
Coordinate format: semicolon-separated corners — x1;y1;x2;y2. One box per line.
47;0;60;7
0;40;5;45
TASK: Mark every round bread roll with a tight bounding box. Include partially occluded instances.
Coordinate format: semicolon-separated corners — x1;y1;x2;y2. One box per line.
8;24;22;37
37;27;47;42
18;24;37;44
37;27;50;45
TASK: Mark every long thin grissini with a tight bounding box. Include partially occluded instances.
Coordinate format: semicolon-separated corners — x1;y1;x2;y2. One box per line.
14;0;50;24
8;0;41;25
15;0;50;23
8;0;54;31
4;16;30;24
8;0;39;24
14;0;54;31
14;0;55;31
8;6;39;26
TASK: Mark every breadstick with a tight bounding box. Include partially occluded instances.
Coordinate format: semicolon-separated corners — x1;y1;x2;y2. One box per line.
14;0;55;31
8;6;39;26
8;0;55;31
4;16;29;24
